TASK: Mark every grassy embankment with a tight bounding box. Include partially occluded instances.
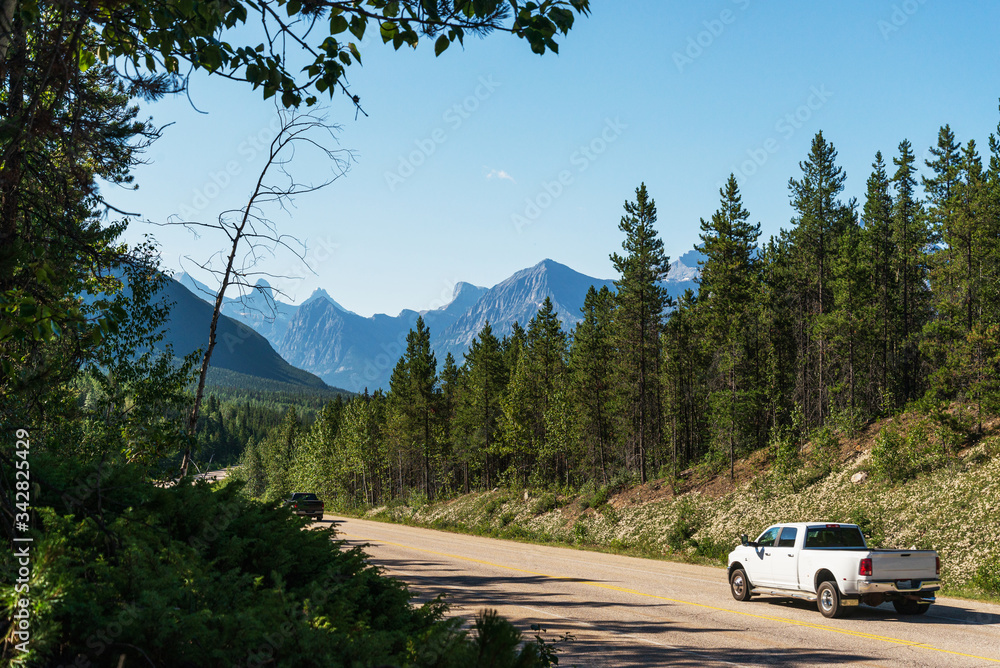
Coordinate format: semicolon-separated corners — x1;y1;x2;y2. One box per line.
351;410;1000;601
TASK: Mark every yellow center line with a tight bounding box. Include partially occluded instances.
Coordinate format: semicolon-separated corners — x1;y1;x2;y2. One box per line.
339;530;1000;664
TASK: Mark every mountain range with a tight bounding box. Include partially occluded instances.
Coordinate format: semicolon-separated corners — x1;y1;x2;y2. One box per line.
174;252;703;392
150;274;330;389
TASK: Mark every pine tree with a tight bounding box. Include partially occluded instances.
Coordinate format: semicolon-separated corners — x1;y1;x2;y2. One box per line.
891;139;932;404
860;151;897;411
386;316;439;499
661;289;709;472
456;322;506;490
525;297;569;483
696;174;762;479
611;183;670;484
921;126;968;403
570;286;616;483
787;131;855;427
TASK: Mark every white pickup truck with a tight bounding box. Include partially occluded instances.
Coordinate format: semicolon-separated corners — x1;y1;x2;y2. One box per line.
727;522;940;618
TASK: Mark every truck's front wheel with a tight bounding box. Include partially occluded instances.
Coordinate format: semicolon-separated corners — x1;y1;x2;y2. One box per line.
730;568;752;602
817;581;845;618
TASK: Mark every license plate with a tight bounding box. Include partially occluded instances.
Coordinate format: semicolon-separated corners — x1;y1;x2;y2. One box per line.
896;580;912;589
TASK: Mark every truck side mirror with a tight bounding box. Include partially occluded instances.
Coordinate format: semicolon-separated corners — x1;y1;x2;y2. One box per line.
741;534;749;547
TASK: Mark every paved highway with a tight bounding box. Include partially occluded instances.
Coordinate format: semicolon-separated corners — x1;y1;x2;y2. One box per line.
326;516;1000;667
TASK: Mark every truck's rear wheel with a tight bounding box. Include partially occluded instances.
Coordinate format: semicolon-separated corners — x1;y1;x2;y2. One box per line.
730;568;752;602
817;581;846;618
893;598;930;615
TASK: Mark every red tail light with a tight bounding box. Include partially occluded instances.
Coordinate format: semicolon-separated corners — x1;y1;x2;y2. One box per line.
936;557;940;575
859;558;872;577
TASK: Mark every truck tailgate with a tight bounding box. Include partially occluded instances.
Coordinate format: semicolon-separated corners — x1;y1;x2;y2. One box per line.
870;551;936;579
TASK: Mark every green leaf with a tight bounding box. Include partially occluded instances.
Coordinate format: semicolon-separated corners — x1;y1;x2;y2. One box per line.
434;35;449;56
330;15;348;34
349;15;366;41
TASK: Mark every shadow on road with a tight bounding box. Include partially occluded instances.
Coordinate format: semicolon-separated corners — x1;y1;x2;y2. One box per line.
754;596;1000;626
352;553;877;666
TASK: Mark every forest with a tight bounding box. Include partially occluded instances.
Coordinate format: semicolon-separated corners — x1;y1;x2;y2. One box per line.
0;0;591;664
241;123;1000;510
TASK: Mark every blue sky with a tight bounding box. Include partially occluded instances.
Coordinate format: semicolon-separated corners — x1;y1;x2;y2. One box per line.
115;1;1000;317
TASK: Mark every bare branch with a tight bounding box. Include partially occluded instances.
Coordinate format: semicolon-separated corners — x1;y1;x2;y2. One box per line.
176;106;351;477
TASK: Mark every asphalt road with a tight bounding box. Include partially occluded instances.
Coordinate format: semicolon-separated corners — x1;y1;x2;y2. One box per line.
324;515;1000;667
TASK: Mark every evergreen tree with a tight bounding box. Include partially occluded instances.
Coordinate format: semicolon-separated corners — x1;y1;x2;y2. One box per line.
570;286;616;483
525;298;569;482
787;131;855;427
826;202;866;417
891;139;932;404
860;151;897;411
695;174;762;479
499;298;568;485
386;317;439;498
456;323;506;490
611;183;671;483
661;289;710;472
921;126;969;403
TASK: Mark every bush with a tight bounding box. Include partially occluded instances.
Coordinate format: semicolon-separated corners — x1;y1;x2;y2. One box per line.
870;422;947;484
972;555;1000;596
1;456;553;667
532;492;562;515
666;496;702;552
869;425;909;483
693;535;731;564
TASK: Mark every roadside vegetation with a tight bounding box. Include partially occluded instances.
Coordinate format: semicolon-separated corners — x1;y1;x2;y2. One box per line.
360;410;1000;601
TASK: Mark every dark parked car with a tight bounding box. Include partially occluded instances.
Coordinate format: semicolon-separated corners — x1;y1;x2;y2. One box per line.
284;492;324;521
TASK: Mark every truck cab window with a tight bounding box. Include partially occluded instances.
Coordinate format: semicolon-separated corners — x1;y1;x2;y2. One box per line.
757;527;780;547
777;527;797;548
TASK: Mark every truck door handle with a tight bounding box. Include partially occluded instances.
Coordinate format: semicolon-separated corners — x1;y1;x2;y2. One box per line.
765;552;771;556
787;554;794;557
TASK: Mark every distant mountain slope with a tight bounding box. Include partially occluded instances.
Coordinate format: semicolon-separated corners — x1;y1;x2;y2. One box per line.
277;297;418;394
176;273;354;349
180;254;702;392
156;275;329;389
433;259;616;359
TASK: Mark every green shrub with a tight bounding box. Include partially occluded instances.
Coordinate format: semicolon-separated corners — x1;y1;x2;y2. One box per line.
5;456;544;667
693;535;731;564
870;422;947;484
869;425;908;483
532;492;562;515
972;555;1000;596
666;497;702;551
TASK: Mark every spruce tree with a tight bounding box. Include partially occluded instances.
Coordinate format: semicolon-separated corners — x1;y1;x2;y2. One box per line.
611;183;670;484
661;289;709;473
457;322;506;490
787;131;854;427
525;297;569;482
891;139;932;404
386;316;439;499
570;286;616;483
860;151;896;410
695;174;761;479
